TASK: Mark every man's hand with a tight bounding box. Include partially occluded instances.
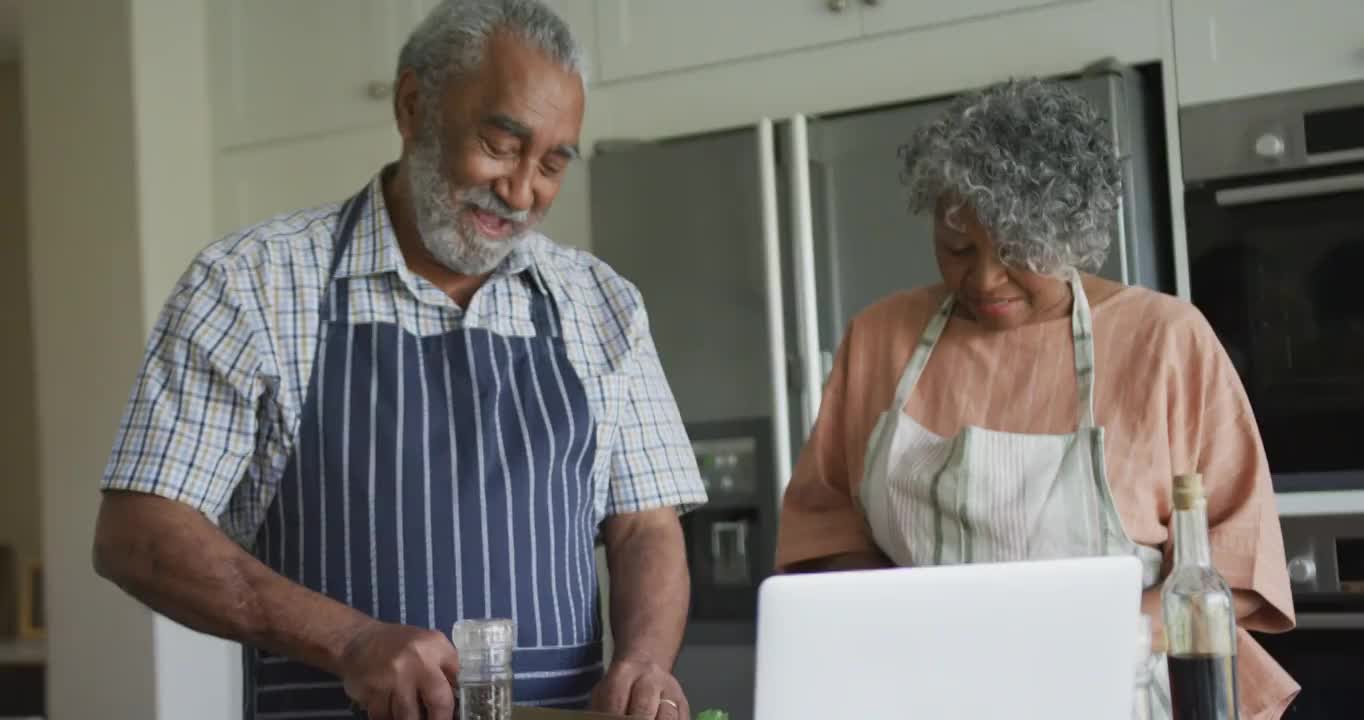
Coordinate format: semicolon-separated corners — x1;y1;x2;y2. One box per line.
340;620;461;720
591;656;689;720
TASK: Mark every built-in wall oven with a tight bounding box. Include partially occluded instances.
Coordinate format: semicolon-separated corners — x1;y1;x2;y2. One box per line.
1253;514;1364;718
1182;79;1364;494
1182;80;1364;718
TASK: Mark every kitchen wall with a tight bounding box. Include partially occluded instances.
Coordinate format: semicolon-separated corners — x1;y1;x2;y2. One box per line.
25;0;237;717
24;0;157;714
0;61;40;572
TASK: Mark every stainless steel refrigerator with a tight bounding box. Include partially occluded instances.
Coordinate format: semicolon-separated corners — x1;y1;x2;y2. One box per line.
589;62;1172;720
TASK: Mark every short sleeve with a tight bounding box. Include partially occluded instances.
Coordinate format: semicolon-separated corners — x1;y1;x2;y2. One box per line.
602;302;708;516
775;326;879;570
1167;313;1294;634
102;257;265;521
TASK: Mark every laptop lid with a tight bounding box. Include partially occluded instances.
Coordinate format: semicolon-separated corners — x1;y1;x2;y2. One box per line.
753;556;1143;720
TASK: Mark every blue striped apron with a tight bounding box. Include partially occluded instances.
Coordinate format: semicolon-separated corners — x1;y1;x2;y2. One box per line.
244;188;604;719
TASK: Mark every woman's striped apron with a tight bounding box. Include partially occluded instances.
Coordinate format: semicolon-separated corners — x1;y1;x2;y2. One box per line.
858;270;1171;718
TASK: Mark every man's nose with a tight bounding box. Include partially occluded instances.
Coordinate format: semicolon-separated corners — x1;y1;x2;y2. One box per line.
494;165;534;213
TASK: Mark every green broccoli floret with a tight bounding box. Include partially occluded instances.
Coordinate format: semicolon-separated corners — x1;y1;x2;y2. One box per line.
695;710;729;720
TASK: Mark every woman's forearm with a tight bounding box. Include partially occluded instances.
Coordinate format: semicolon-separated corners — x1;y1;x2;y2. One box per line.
784;550;895;573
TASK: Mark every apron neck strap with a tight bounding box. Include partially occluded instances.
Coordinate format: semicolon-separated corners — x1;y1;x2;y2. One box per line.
324;183;564;340
328;187;370;280
891;269;1099;429
320;186;371;322
1067;268;1098;429
523;265;564;338
892;293;954;410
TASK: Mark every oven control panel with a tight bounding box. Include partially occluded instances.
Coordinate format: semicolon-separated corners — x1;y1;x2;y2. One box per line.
1280;514;1364;597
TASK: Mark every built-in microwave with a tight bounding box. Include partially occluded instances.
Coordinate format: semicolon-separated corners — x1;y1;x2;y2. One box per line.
1182;80;1364;493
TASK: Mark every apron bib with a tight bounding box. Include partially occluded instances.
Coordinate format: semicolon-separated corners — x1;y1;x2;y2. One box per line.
244;189;603;718
857;271;1170;718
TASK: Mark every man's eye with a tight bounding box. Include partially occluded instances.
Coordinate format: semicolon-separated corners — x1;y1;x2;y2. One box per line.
481;138;517;157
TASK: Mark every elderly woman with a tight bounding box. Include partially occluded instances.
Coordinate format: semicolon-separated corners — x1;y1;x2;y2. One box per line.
774;79;1297;718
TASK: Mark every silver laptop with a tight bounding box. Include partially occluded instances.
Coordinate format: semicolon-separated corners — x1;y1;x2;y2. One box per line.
753;556;1143;720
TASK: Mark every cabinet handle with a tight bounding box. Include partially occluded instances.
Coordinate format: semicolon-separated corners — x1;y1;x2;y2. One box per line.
863;0;880;4
826;0;848;12
366;81;394;100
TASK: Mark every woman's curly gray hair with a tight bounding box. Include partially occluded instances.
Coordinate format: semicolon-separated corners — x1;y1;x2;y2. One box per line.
900;78;1123;275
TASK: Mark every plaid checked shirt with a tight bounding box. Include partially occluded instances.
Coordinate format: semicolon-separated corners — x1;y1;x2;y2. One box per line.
102;171;707;547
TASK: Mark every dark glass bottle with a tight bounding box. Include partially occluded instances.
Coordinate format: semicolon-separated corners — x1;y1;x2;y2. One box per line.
1161;473;1240;720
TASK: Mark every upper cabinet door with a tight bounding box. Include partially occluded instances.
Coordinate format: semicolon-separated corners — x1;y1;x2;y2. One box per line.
859;0;1077;35
209;0;427;149
593;0;863;83
1174;0;1364;106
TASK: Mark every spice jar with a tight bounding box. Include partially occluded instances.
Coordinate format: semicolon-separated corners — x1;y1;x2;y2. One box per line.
452;618;516;720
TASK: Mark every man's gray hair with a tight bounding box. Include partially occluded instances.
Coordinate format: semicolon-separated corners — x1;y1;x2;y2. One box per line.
899;78;1123;276
397;0;586;96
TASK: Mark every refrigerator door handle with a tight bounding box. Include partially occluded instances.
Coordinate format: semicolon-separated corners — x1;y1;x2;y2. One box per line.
758;118;794;502
787;114;824;437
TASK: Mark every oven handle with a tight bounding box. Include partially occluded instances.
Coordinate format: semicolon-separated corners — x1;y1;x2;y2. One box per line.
1293;612;1364;630
1215;171;1364;206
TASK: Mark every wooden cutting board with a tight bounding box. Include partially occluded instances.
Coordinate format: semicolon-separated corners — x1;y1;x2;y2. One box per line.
511;707;629;720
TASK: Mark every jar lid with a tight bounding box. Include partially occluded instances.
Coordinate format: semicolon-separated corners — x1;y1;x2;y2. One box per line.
451;618;516;653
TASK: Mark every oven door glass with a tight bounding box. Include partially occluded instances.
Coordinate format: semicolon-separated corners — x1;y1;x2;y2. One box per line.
1186;167;1364;489
1253;614;1364;718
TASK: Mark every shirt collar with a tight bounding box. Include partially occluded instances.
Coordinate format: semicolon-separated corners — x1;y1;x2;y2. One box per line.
334;168;538;281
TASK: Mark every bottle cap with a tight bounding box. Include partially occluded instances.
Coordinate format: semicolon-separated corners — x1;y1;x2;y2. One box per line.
1172;473;1204;511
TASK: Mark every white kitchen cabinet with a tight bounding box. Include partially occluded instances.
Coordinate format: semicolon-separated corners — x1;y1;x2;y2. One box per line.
214;126;400;235
1174;0;1364;106
591;0;1095;84
208;0;429;149
593;0;863;83
859;0;1078;36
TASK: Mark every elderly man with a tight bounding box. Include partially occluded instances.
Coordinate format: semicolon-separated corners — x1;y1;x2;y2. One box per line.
92;2;705;718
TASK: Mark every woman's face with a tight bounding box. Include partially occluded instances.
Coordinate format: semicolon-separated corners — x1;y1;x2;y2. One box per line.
933;199;1072;331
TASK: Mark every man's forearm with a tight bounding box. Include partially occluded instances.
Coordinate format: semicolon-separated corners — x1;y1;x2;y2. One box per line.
602;510;689;668
94;491;372;675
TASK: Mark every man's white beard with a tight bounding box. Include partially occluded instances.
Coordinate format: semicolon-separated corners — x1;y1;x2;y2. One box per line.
406;128;539;275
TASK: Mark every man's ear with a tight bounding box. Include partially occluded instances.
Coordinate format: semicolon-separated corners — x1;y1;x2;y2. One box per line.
393;68;423;144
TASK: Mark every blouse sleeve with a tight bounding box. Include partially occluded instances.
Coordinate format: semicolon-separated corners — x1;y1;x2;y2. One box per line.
1166;310;1295;634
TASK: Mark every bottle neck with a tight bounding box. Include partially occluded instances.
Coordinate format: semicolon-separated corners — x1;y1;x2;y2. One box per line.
1172;500;1213;568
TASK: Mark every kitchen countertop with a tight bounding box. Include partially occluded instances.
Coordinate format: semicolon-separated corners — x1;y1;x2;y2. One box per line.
0;639;45;666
